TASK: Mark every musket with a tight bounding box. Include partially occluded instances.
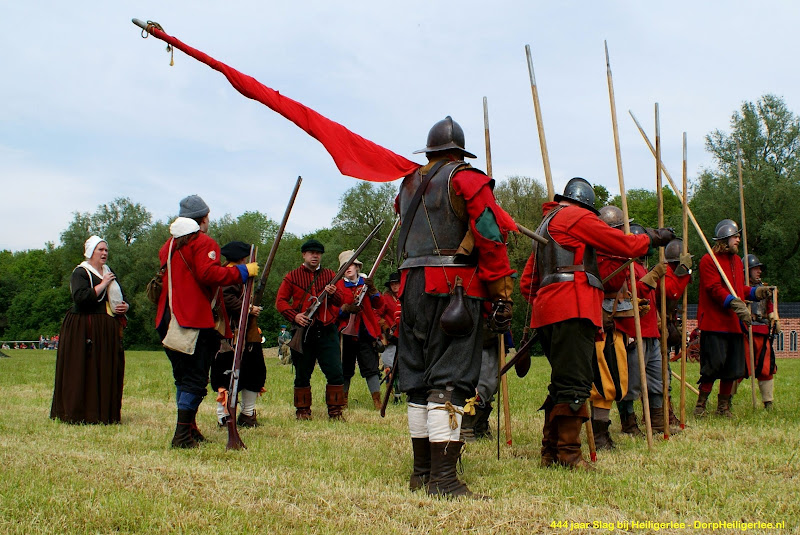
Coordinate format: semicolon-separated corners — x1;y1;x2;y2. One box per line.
341;218;400;337
288;220;384;354
606;41;653;449
252;176;302;307
379;353;397;418
225;245;257;451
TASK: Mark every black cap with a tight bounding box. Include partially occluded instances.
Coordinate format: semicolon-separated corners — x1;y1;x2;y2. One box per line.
221;241;251;261
384;271;401;288
301;239;325;253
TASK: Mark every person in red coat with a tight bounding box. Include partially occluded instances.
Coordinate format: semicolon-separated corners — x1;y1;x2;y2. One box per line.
695;219;771;417
378;271;402;405
335;250;384;410
742;254;779;410
520;178;674;469
155;195;258;448
275;239;345;420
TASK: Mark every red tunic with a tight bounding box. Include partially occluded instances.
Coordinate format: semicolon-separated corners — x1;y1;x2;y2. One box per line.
395;166;516;300
275;264;343;327
520;202;650;329
697;251;754;333
664;263;691;300
379;291;401;336
335;277;382;339
155;233;243;330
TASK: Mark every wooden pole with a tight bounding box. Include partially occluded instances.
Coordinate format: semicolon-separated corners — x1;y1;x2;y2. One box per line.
679;132;688;428
605;42;653;449
738;143;758;410
672;370;700;396
655;104;670;439
629;111;740;298
484;96;512;446
525;44;555;201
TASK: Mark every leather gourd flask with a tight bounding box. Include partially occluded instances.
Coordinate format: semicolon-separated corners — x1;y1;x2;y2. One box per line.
439;276;473;337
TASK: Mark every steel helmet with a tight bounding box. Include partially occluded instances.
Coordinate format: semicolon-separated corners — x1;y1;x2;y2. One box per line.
598;205;631;229
554;177;599;215
713;219;741;241
413;116;477;159
629;223;647;236
664;238;686;262
746;253;764;271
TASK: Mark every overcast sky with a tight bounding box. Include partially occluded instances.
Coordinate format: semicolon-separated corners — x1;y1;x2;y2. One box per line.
3;1;800;252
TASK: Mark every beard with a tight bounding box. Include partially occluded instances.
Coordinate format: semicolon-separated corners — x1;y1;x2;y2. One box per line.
728;243;739;254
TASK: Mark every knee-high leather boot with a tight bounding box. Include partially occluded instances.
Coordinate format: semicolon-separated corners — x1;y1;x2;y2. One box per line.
553;403;593;470
426;441;487;499
409;437;431;491
540;397;558;467
294;386;312;420
326;384;346;421
171;409;198;449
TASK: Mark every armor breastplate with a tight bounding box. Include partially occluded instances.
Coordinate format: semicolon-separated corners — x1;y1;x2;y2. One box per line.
750;283;768;325
397;161;475;268
535;205;603;290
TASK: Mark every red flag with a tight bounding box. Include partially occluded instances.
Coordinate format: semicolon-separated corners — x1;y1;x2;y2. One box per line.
143;25;420;183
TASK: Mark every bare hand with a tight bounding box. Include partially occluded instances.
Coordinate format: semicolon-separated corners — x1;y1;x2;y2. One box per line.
114;302;129;315
249;305;263;317
101;272;116;287
324;284;337;295
295;313;311;327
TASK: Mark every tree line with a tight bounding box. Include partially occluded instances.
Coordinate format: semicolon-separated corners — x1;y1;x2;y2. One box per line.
2;95;797;348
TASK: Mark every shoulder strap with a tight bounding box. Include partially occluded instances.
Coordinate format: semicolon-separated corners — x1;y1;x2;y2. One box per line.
396;159;450;260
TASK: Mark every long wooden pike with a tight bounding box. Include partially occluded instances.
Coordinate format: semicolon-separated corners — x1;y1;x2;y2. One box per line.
484;96;512;447
679;132;688;428
606;41;653;449
629;111;740;298
655;105;670;439
525;45;554;201
738;143;758;410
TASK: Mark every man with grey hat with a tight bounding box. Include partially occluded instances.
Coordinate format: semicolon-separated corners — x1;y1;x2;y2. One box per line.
275;239;345;420
156;195;259;448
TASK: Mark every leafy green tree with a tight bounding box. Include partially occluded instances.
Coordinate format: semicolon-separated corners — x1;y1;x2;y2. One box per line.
609;187;683;230
691;94;800;299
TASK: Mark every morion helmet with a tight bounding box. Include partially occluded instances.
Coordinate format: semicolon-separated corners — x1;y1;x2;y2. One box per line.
713;219;741;241
554;177;599;215
664;238;687;262
413;116;477;159
598;205;631;229
746;253;764;271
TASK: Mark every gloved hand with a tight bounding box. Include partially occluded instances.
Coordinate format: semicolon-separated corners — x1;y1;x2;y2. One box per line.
364;277;379;295
488;299;513;333
755;286;773;300
679;252;693;270
341;303;362;314
235;262;260;282
640;262;667;289
373;339;386;353
645;227;676;248
729;297;752;326
637;298;651;316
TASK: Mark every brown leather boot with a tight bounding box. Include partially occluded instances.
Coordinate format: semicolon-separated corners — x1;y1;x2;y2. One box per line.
694;390;710;417
409;437;431;491
650;406;666;434
668;397;683;433
237;410;258;428
716;394;733;418
620;411;644;437
294;386;312;420
326;384;346;421
171;409;198;449
540;397;557;467
591;419;615;450
371;391;382;411
426;441;488;499
553;403;594;470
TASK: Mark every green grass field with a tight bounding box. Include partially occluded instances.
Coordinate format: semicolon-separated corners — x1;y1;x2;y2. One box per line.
0;349;797;534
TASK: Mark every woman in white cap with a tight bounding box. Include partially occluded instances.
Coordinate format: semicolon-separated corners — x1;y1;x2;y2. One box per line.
51;235;129;424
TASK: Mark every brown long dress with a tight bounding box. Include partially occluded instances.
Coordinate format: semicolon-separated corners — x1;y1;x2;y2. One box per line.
50;266;125;424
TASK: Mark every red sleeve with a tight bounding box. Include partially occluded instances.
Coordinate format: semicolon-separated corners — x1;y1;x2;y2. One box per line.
566;212;650;259
519;252;538;304
451;169;515;282
665;265;691;299
190;235;243;287
275;278;299;323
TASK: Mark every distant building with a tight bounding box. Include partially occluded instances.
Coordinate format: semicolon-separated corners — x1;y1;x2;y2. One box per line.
685;303;799;358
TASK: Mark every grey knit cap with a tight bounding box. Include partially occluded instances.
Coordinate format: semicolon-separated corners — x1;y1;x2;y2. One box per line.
178;195;210;219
